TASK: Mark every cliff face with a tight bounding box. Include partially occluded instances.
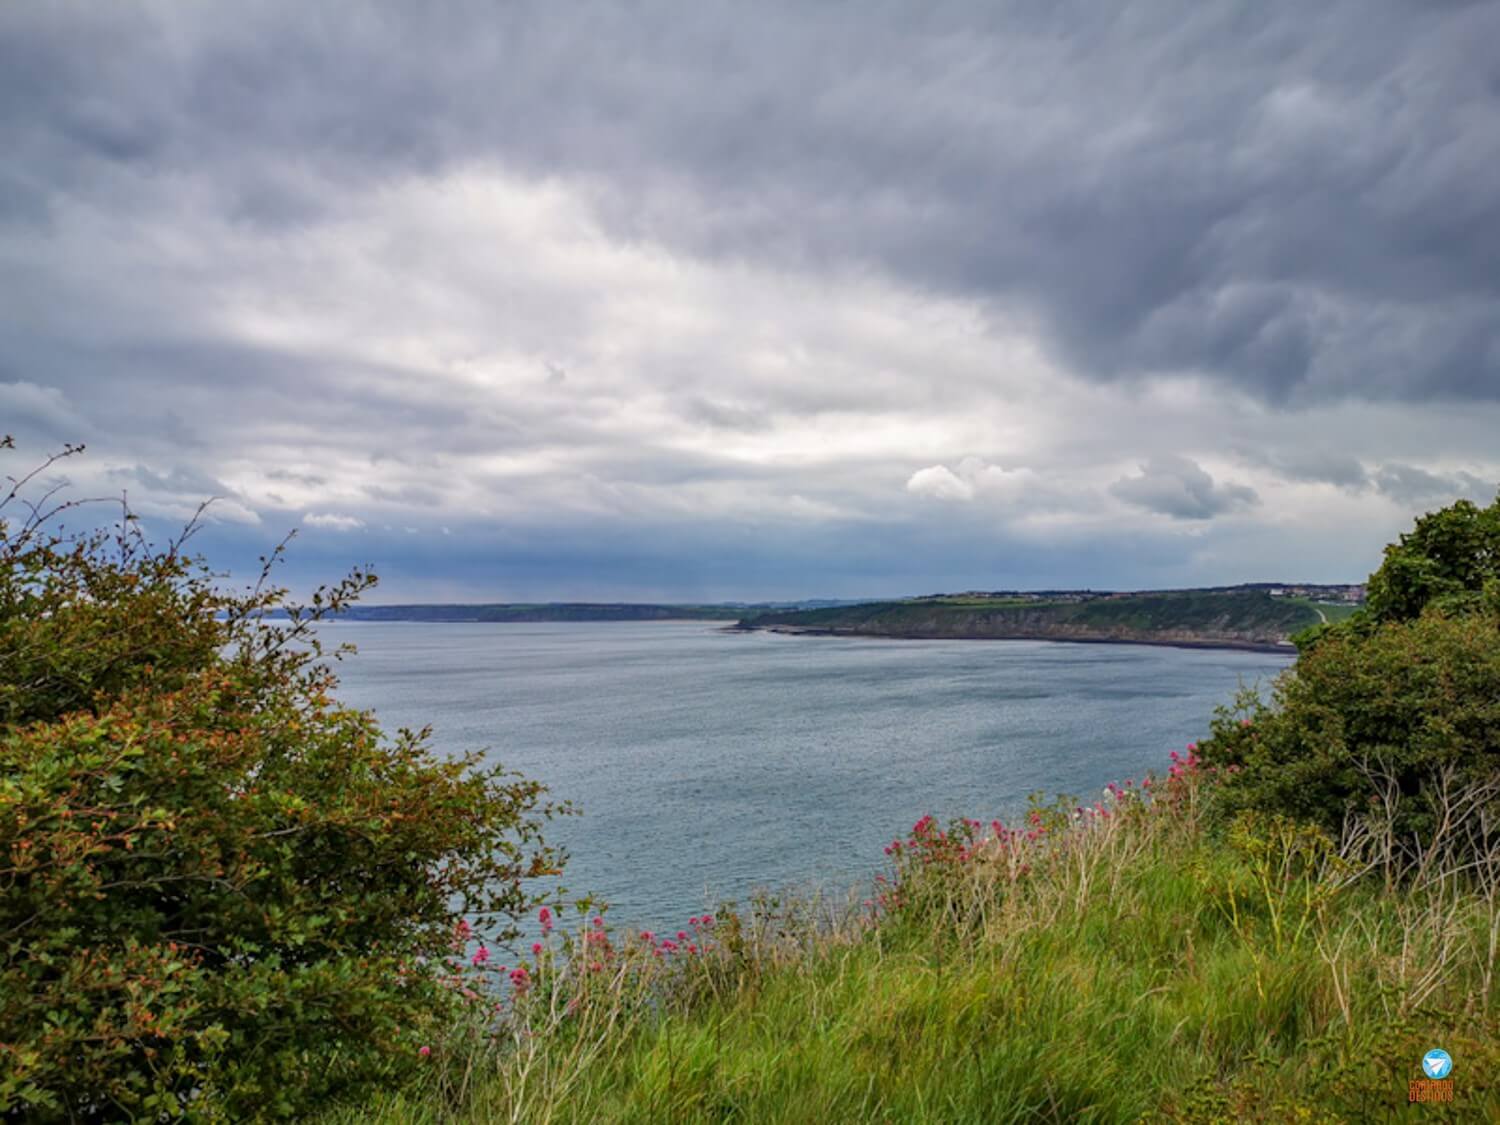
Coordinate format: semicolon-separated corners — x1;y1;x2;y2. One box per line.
738;591;1319;651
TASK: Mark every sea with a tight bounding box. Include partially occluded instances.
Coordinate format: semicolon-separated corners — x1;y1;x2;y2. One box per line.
323;620;1290;936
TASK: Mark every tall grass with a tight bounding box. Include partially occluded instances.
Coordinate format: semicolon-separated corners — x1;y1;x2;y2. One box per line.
327;755;1498;1123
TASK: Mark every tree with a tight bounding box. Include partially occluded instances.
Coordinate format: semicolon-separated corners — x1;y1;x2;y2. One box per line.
1201;494;1500;852
0;441;566;1121
1365;493;1500;623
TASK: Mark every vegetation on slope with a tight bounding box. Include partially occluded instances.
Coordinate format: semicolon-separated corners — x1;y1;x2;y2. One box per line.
739;588;1323;648
332;760;1498;1123
0;441;569;1122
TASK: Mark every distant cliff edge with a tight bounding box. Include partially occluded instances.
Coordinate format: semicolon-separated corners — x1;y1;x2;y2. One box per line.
735;588;1361;652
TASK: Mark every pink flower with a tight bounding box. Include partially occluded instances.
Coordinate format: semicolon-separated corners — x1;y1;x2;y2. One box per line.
455;919;472;939
471;945;490;966
701;916;713;928
641;930;655;942
418;1045;431;1058
531;942;543;956
538;907;553;934
677;931;688;941
592;915;604;929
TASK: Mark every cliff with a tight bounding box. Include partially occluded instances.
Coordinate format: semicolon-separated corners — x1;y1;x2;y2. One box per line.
736;589;1323;651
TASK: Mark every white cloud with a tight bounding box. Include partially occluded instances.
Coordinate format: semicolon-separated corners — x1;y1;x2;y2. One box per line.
906;465;975;501
304;512;365;531
907;458;1046;507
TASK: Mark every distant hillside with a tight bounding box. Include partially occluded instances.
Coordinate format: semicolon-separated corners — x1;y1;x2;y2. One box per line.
737;589;1335;651
337;603;746;623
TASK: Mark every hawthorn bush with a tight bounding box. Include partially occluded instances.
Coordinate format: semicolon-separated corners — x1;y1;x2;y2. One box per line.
0;442;566;1121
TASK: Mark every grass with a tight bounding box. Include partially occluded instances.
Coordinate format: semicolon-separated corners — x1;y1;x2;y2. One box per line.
327;760;1498;1124
1281;597;1363;625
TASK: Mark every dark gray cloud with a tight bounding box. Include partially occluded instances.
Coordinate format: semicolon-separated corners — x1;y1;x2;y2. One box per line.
3;2;1499;598
7;1;1495;403
1373;463;1496;507
1111;456;1258;520
1253;452;1371;492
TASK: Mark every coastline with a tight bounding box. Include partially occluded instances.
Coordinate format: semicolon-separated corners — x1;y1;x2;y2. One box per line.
731;622;1298;655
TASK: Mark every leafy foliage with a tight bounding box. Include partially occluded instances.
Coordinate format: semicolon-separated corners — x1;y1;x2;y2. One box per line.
1365;493;1500;623
1202;494;1500;849
0;442;566;1121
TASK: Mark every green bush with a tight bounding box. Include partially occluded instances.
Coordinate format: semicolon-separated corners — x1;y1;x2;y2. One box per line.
1202;495;1500;846
1365;493;1500;623
0;443;566;1121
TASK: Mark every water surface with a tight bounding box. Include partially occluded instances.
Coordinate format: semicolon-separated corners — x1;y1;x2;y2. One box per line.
326;621;1289;932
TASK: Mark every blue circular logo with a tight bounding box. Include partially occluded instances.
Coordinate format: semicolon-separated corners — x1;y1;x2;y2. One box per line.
1422;1049;1452;1080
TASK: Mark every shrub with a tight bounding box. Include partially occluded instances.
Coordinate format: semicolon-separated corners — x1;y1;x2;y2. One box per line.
1365;493;1500;624
1199;608;1500;845
0;442;566;1121
1202;495;1500;849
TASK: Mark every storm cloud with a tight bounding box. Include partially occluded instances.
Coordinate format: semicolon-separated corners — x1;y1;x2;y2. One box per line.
1;1;1497;598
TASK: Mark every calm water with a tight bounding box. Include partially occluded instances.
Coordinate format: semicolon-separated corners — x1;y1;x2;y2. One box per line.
325;621;1290;933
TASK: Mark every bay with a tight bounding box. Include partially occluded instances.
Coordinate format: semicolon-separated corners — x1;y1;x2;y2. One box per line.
324;620;1290;933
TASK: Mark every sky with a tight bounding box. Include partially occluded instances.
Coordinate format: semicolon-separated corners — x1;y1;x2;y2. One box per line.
2;1;1497;602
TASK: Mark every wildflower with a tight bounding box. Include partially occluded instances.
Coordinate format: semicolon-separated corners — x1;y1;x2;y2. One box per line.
531;942;543;956
677;930;688;941
701;915;713;928
641;930;655;943
455;919;473;940
687;944;698;955
418;1045;431;1058
538;906;553;933
592;915;604;929
471;945;490;967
